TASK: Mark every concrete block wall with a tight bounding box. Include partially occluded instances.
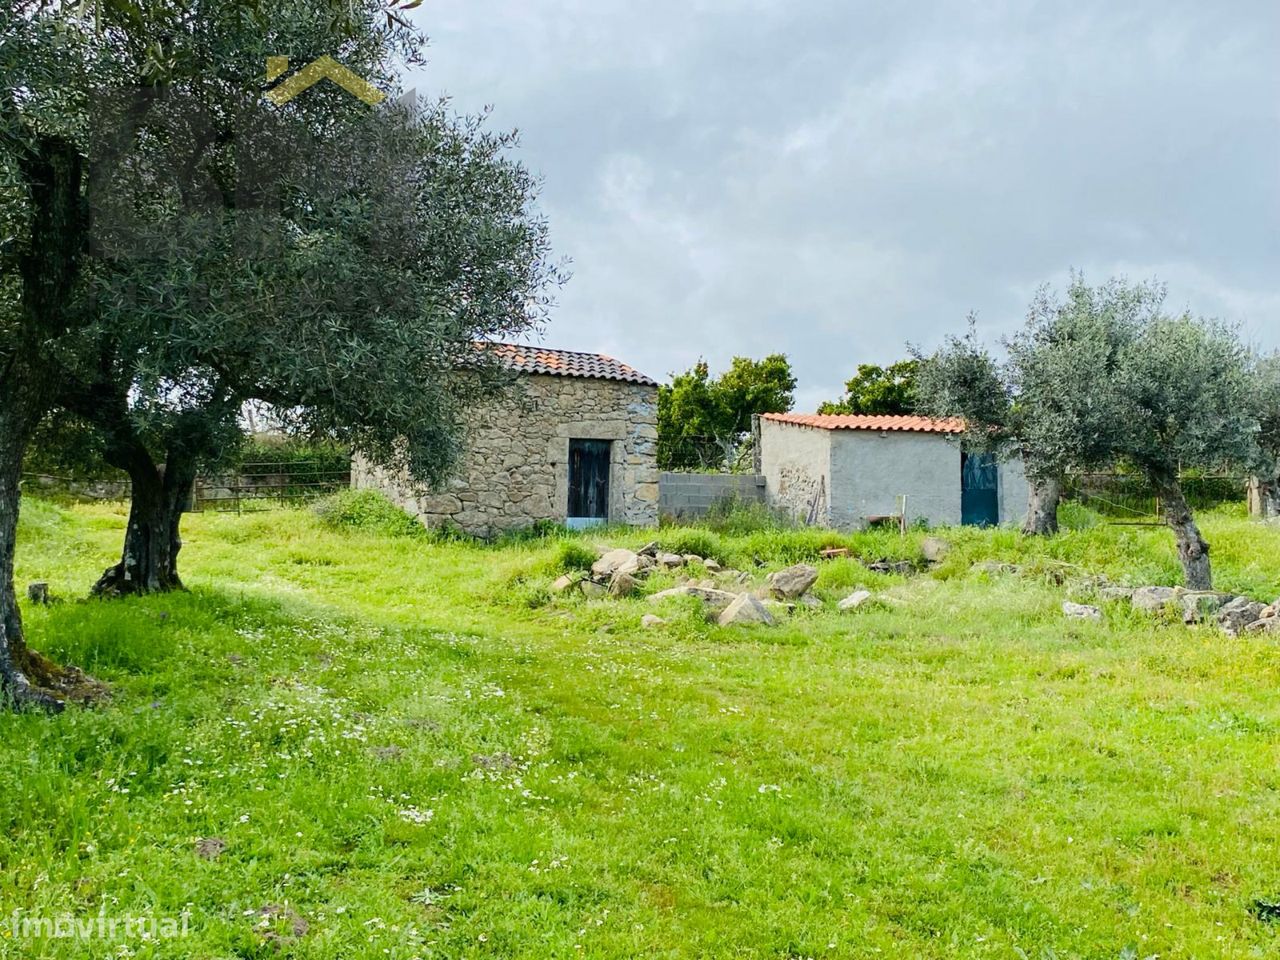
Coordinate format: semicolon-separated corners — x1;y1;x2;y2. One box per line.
659;472;766;520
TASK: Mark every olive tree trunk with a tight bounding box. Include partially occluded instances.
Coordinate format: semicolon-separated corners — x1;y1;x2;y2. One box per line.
92;447;196;598
0;394;72;711
1250;475;1280;520
1153;475;1213;590
1022;475;1062;536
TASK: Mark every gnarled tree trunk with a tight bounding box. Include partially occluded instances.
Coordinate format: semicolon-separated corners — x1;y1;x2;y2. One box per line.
1250;474;1280;520
1154;475;1213;590
0;395;97;710
1;121;99;709
0;411;60;711
93;446;195;598
1022;475;1062;536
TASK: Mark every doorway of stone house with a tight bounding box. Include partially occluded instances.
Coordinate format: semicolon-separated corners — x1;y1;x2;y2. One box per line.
567;439;611;529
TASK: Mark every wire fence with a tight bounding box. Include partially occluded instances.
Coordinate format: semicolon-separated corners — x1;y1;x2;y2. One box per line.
657;435;757;474
1064;472;1247;521
192;461;351;513
22;461;351;514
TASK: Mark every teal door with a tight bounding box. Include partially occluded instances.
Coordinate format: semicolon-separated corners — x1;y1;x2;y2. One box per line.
961;452;999;526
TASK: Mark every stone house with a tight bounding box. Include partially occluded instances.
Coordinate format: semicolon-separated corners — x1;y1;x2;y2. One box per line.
759;412;1027;530
353;344;659;537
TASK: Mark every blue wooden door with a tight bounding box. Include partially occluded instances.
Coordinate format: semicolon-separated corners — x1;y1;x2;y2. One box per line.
961;452;999;526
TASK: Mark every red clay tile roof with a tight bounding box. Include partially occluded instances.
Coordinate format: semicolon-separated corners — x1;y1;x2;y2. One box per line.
479;342;657;386
762;412;965;434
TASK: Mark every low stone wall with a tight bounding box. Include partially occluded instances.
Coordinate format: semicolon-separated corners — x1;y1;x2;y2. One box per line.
659;472;766;520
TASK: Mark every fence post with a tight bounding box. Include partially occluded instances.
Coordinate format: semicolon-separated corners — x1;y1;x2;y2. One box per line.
751;414;762;474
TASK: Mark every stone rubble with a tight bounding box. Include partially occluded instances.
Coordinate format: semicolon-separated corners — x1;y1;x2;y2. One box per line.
1062;601;1102;621
765;563;819;600
837;590;873;611
717;593;776;627
920;537;951;563
566;542;1280;640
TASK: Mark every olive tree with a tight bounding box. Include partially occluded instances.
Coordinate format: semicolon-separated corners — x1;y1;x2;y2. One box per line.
918;276;1254;589
65;92;555;597
1;1;557;706
1111;312;1255;589
914;319;1072;536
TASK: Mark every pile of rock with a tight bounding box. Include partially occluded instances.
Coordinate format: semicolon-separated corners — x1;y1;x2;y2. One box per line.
648;561;824;627
554;547;882;629
1067;581;1280;636
552;542;735;601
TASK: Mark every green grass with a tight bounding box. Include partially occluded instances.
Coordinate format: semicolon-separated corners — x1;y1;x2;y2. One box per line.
3;497;1280;958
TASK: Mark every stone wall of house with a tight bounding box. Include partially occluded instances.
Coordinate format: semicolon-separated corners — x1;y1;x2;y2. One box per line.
353;373;658;537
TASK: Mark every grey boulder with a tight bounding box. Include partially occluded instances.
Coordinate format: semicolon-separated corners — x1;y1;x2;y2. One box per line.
717;593;776;627
766;563;819;599
1217;596;1268;636
1130;586;1180;614
1062;601;1102;621
837;590;873;611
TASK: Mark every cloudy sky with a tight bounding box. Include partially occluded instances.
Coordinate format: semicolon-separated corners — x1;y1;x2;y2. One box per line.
405;1;1279;410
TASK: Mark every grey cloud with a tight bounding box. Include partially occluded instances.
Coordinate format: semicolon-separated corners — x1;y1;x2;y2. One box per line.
406;0;1279;408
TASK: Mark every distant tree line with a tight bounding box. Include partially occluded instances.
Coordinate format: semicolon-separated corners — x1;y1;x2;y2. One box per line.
657;355;795;471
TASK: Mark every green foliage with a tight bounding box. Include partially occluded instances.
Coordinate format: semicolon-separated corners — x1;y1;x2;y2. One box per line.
3;0;559;510
657;355;795;470
311;490;423;538
918;277;1256;488
552;540;597;573
492;519;576;547
914;318;1018;458
23;412;120;481
234;437;350;474
819;359;919;415
1251;352;1280;470
1115;311;1256;478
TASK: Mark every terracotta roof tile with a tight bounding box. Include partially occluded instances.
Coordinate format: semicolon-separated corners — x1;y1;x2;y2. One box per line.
478;342;657;386
761;412;965;434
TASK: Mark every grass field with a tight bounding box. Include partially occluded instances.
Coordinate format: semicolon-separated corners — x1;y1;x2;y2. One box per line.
3;497;1280;958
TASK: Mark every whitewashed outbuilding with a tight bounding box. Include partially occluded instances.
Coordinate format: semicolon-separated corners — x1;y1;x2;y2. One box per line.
758;413;1027;530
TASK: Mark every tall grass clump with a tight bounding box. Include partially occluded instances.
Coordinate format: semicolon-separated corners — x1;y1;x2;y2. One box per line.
698;497;795;536
552;540;597;573
312;490;425;538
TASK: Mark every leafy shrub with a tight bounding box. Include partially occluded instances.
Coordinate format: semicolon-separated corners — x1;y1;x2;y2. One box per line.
507;580;552;609
1058;501;1101;532
237;437;350;474
553;541;597;573
312;490;424;538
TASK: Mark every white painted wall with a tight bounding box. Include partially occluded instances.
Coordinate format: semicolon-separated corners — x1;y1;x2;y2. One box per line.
759;419;832;525
997;456;1030;527
759;420;1031;530
830;431;962;529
